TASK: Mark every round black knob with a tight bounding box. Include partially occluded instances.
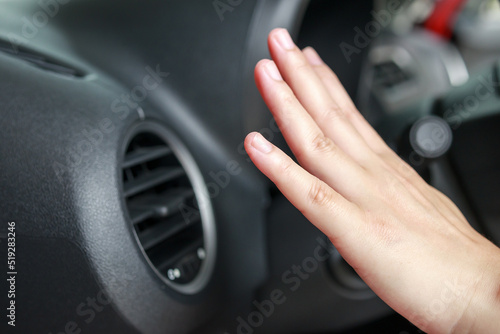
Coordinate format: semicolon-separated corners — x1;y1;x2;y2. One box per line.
409;116;453;159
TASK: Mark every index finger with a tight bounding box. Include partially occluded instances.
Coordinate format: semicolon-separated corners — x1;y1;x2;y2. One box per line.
244;131;362;248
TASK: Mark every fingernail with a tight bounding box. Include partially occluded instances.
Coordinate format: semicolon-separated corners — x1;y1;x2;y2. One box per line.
303;47;323;66
265;61;283;81
251;133;272;154
275;29;295;50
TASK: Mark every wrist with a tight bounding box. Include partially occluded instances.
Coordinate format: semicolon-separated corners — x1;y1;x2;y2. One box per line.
453;242;500;334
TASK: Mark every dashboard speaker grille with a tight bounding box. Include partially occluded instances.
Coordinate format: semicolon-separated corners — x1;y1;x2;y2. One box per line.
122;130;208;287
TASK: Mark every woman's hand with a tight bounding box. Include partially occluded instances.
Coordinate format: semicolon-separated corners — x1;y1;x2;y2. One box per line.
244;28;500;334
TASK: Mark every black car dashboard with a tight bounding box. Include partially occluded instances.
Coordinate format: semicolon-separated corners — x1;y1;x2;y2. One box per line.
1;1;499;333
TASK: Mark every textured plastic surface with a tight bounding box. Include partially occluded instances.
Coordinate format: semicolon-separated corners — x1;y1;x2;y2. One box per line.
0;1;267;333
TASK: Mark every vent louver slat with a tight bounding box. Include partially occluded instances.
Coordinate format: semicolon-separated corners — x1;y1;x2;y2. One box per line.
138;211;200;251
124;167;185;197
154;237;204;273
122;146;172;168
122;130;207;288
128;188;194;225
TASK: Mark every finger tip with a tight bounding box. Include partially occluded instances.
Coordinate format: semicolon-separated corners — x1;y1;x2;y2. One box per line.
244;132;258;151
245;132;274;156
269;27;287;38
255;59;270;73
254;59;281;87
245;131;257;142
254;59;268;82
267;27;288;56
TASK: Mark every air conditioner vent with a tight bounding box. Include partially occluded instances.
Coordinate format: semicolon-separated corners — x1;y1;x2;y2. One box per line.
121;125;216;293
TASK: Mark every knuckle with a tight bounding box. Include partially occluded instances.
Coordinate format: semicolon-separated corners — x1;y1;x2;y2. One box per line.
343;107;358;120
278;158;295;177
368;213;400;246
322;104;345;122
378;171;405;196
289;54;311;72
310;133;336;154
308;180;332;207
394;159;425;185
279;92;296;109
318;68;341;88
374;144;393;157
275;92;298;131
398;159;418;176
369;170;404;202
320;68;339;83
273;88;296;111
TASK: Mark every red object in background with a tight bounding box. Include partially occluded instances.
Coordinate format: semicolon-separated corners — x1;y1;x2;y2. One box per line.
424;0;468;39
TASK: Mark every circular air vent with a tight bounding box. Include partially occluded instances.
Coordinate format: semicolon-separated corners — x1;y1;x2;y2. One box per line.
121;121;216;294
